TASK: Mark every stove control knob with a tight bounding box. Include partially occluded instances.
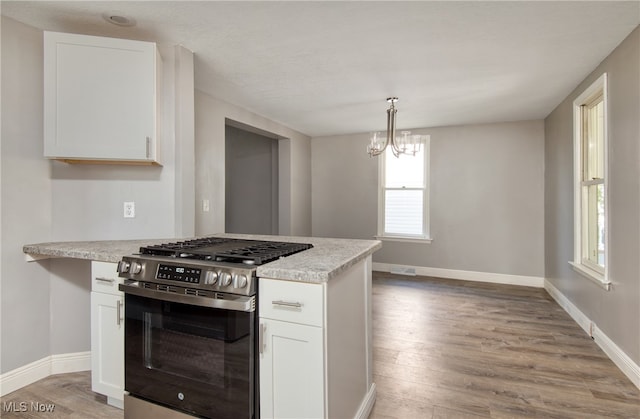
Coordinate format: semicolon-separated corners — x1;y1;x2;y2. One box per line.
218;272;232;287
233;274;248;289
117;260;130;273
204;270;218;285
130;262;142;275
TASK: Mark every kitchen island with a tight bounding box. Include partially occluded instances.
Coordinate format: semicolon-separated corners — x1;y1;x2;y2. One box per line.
23;234;380;282
23;234;381;419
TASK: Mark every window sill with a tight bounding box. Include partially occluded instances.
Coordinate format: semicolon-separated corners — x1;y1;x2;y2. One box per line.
568;261;611;291
375;235;432;244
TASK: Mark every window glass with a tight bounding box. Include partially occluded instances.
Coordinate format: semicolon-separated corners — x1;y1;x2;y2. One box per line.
582;93;605;270
385;148;424;188
585;183;605;267
583;95;604;181
384;190;423;235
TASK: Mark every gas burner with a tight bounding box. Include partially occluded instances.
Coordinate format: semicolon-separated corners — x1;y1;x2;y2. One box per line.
139;237;313;266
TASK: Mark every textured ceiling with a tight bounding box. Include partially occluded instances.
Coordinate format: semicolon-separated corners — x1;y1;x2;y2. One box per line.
2;1;639;137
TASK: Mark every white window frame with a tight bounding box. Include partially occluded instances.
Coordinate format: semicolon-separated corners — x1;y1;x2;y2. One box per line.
570;73;610;290
376;137;431;243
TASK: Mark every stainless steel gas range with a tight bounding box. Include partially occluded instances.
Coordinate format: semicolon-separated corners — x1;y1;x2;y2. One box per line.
116;237;312;419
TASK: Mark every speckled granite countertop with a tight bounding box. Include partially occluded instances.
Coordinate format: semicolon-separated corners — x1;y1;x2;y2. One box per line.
23;234;381;283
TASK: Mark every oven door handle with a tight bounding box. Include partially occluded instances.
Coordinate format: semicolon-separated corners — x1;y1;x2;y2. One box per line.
119;282;256;312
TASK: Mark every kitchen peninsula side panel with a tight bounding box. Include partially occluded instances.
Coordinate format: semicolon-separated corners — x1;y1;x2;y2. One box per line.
259;256;375;419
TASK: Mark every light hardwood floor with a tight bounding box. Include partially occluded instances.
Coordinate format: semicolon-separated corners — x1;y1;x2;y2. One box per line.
0;371;120;418
369;273;639;418
2;273;638;418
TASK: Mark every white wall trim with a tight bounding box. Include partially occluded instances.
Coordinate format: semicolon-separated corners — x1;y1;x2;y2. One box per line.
354;383;376;419
51;351;91;375
0;351;91;397
373;262;545;288
544;280;640;390
543;280;592;334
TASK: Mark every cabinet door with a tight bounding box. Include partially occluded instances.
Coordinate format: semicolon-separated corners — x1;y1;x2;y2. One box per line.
259;319;325;419
91;291;124;402
44;31;159;163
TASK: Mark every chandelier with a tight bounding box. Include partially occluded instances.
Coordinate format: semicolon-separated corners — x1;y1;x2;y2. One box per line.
367;97;429;157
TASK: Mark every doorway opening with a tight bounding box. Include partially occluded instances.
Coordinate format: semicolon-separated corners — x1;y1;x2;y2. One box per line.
225;120;279;235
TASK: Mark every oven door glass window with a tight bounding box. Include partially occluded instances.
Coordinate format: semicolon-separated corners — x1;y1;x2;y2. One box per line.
124;294;255;419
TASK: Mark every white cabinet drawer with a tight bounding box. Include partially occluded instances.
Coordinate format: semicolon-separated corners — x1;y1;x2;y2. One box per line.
259;279;324;327
91;261;122;294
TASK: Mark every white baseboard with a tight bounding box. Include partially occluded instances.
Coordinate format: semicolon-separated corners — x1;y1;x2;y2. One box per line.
373;262;545;288
543;280;592;334
0;351;91;397
544;280;640;390
354;382;376;419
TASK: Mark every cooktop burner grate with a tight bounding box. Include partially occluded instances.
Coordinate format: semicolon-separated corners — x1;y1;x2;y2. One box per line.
139;237;313;265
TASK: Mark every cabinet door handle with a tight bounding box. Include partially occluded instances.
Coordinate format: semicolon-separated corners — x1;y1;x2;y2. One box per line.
272;300;303;309
146;136;151;158
259;323;266;354
95;277;115;284
116;299;123;326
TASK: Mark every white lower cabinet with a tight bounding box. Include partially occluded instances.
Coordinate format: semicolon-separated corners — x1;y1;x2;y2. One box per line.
259;319;324;419
259;258;375;419
259;278;325;419
90;261;124;409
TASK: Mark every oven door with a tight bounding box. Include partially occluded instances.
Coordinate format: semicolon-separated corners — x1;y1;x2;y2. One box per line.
123;289;256;419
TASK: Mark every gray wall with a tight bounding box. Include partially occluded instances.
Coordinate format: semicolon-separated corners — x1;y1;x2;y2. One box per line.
1;16;53;373
49;43;195;243
225;125;278;235
1;16;313;377
312;120;545;279
1;16;312;376
545;26;639;364
194;91;312;237
0;17;195;373
48;259;91;355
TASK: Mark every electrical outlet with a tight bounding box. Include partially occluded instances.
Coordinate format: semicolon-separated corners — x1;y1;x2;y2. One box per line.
202;199;210;212
124;202;135;218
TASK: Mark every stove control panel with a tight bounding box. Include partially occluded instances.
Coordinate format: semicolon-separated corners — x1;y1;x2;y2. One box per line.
117;256;256;296
157;264;201;283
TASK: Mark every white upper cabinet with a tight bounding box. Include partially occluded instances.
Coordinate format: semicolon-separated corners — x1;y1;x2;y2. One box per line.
44;31;162;165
